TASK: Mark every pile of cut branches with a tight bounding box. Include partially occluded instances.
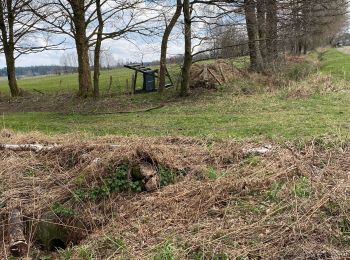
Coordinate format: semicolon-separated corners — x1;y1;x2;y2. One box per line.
190;60;242;89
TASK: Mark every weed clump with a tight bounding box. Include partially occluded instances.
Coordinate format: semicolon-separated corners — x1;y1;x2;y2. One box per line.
73;165;142;201
293;176;311;198
51;202;75;217
287;60;318;81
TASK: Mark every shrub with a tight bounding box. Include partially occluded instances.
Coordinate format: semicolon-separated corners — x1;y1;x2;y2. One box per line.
51;202;75;217
287;61;318;81
74;165;142;201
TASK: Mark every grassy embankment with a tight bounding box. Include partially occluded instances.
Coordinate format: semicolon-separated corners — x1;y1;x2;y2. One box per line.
0;51;349;141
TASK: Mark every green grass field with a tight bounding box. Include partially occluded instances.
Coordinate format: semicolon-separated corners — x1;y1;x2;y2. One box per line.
0;66;179;95
1;50;349;141
2;93;349;139
320;48;350;80
0;58;249;95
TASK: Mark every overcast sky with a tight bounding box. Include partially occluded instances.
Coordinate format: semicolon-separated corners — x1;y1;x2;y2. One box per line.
0;36;184;68
0;1;211;69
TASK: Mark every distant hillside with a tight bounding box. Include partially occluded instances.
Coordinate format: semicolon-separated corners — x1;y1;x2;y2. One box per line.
0;57;183;78
0;66;77;77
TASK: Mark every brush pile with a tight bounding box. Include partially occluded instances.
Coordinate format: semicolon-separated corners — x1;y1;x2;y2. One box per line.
0;132;350;259
190;60;241;89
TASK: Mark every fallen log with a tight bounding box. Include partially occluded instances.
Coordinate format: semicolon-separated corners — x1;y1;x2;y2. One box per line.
0;143;123;153
0;143;273;158
9;208;28;257
0;144;55;152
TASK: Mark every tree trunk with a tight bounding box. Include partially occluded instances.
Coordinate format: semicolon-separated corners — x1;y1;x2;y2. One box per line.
303;41;308;55
300;1;311;55
256;0;267;64
93;43;101;99
71;0;92;98
0;143;55;152
180;0;192;97
9;208;28;257
0;2;20;97
266;0;278;65
159;0;182;94
76;39;92;98
93;0;103;98
5;48;20;97
244;0;263;72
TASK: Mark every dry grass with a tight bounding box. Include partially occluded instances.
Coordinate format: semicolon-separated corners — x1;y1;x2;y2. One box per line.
0;133;350;259
283;74;350;99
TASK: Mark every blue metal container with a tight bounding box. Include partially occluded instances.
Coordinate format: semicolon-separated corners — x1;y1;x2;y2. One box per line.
143;70;157;92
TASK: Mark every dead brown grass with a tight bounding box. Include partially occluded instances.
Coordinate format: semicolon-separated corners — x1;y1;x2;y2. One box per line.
284;74;350;99
0;133;350;259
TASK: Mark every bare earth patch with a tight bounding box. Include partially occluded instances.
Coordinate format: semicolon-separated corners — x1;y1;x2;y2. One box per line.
0;94;166;114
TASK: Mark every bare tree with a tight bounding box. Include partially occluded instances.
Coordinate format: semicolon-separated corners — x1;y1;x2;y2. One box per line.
35;0;93;97
158;0;183;94
244;0;263;71
265;0;278;64
35;0;155;98
256;0;267;63
180;0;192;96
282;0;348;55
92;0;157;97
0;0;58;97
93;0;103;98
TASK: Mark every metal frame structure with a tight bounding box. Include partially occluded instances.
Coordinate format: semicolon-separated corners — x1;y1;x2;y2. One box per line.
124;64;173;93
